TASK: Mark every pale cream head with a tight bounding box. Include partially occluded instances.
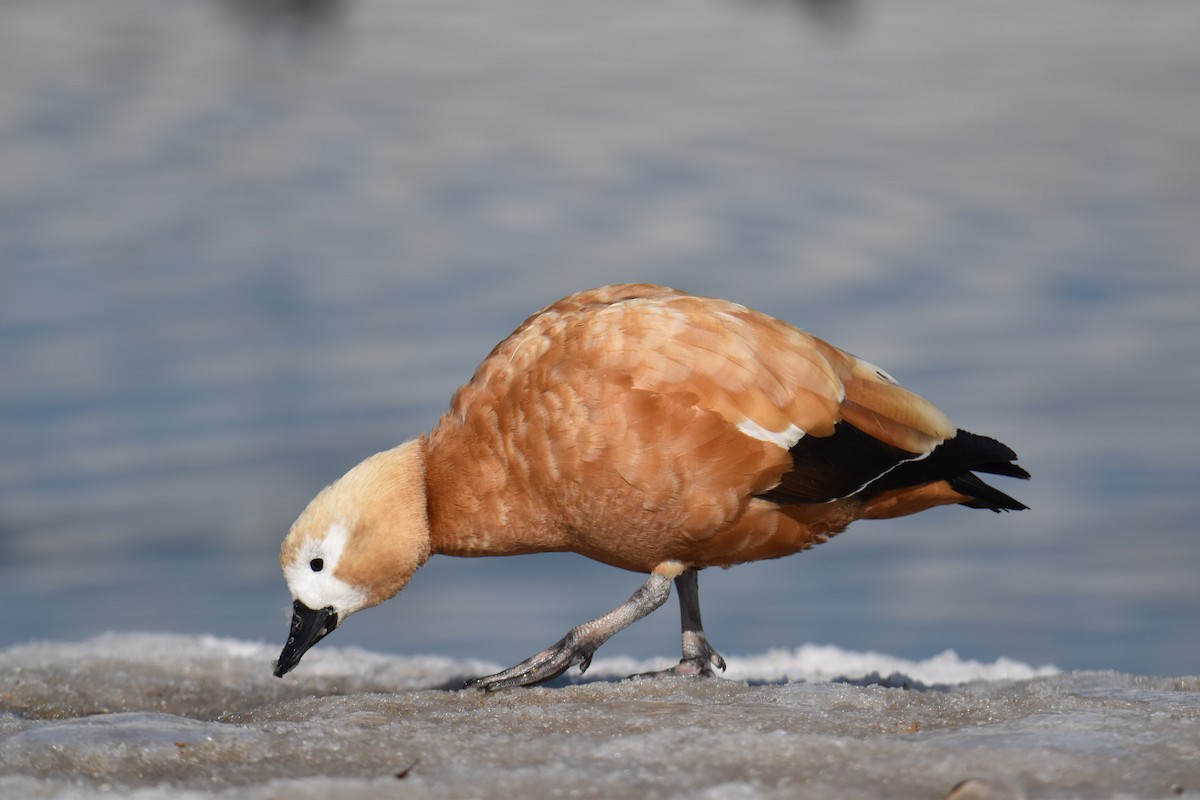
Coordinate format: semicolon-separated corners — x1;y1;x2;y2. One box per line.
280;439;432;621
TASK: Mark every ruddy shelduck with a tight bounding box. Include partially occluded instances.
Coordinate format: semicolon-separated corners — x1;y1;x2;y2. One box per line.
274;284;1028;689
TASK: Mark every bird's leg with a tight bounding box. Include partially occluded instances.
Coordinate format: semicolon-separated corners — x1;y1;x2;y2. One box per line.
465;572;673;691
636;570;726;678
675;569;728;675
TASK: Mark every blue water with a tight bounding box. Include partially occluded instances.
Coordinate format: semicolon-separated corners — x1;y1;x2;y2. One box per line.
1;0;1198;676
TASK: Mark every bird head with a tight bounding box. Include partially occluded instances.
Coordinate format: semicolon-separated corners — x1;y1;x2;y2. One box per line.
273;439;430;677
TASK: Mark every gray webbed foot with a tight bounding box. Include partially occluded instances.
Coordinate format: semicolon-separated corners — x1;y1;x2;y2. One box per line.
465;633;596;692
633;640;727;679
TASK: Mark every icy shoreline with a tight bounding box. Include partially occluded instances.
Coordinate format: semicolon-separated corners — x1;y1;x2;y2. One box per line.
2;635;1196;799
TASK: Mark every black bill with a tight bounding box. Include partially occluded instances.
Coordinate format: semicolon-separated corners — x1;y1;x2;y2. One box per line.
273;600;338;677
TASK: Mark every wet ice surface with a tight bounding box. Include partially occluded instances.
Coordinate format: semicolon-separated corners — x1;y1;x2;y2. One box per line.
2;635;1196;799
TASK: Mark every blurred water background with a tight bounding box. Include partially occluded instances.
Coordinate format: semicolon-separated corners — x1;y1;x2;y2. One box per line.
1;0;1197;677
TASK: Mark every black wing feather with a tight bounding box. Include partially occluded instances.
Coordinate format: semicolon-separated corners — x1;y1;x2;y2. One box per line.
756;424;1029;511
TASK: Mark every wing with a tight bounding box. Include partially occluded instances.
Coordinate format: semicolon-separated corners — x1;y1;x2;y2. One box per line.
547;287;959;500
467;284;1016;510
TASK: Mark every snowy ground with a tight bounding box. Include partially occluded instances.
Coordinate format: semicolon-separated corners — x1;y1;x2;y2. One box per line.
2;635;1196;799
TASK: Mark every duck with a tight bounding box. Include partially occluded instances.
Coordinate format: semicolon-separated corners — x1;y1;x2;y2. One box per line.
273;284;1028;689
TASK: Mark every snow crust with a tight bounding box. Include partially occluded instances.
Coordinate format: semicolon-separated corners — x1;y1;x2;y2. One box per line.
2;634;1196;800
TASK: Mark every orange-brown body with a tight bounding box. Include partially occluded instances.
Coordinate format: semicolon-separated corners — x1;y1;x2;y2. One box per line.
425;284;970;573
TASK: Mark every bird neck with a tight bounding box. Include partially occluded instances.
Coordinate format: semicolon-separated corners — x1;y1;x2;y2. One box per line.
423;412;565;559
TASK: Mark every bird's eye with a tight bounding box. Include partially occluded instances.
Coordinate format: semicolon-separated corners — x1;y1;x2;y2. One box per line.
310;558;324;572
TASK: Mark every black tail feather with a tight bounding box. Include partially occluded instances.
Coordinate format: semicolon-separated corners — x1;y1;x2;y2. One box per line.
948;472;1028;512
868;428;1029;512
755;424;1029;512
970;460;1032;481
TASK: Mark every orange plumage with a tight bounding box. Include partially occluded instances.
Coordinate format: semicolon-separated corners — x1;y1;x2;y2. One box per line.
275;284;1028;688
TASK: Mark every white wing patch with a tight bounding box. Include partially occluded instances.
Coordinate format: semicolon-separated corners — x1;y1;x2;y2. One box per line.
736;419;805;450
